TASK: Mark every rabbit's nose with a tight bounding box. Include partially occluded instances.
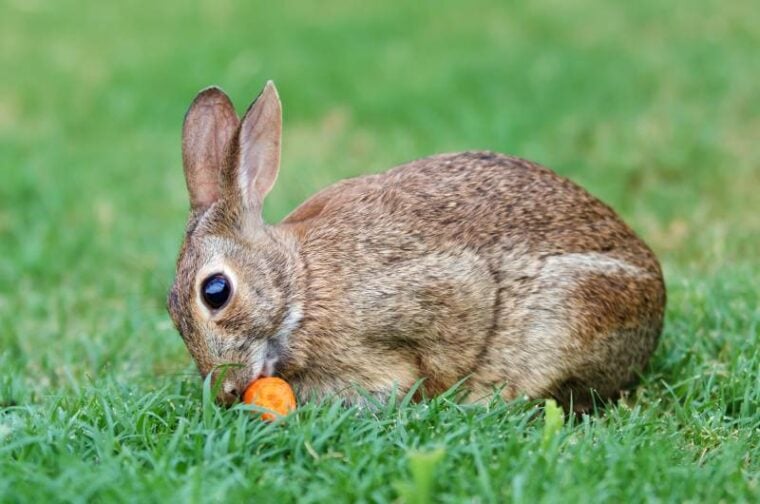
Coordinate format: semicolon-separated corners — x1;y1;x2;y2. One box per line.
217;381;241;406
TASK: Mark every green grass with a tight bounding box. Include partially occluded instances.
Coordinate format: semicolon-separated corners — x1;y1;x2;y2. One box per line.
1;0;758;501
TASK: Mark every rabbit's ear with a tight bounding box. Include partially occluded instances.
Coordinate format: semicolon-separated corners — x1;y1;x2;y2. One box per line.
182;87;239;211
229;81;282;209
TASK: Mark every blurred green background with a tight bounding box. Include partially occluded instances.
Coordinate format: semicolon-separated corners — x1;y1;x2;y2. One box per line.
1;0;758;501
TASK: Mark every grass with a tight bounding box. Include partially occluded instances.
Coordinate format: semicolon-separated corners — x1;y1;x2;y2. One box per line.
1;0;758;501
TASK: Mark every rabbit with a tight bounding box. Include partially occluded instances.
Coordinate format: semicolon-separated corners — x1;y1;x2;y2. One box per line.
167;81;666;412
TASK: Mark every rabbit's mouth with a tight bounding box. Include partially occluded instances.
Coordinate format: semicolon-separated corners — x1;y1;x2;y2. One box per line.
256;302;302;382
219;340;281;404
215;346;279;406
219;304;300;405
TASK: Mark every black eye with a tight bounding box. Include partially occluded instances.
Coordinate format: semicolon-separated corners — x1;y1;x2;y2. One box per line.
201;274;231;310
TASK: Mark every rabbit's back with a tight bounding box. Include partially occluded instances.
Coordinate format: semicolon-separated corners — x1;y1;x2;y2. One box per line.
292;152;651;261
283;151;665;407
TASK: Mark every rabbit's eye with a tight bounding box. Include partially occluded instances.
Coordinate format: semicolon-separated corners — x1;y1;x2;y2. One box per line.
201;274;231;310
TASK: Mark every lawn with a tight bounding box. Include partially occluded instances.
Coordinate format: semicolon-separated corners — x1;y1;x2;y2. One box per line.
1;0;758;502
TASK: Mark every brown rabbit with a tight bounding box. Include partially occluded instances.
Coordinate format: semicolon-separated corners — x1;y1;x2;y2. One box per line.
167;81;665;412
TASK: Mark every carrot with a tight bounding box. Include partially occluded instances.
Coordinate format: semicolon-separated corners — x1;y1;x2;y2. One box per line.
243;377;297;421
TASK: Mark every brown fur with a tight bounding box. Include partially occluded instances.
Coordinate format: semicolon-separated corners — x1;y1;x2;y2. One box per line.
167;83;666;411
